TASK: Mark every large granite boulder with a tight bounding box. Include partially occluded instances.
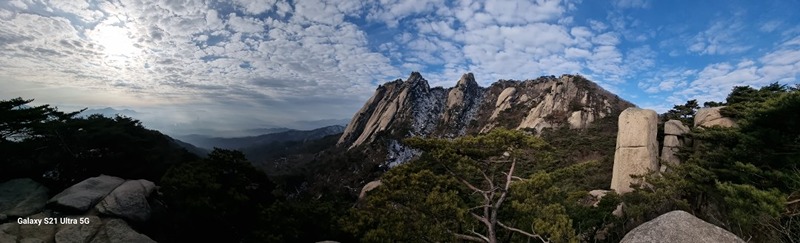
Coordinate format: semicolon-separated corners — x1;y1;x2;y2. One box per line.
621;210;745;243
1;214;155;243
358;180;383;200
0;212;57;242
90;218;156;243
694;107;736;128
661;120;690;169
664;119;690;135
95;179;156;222
0;178;49;218
611;108;659;194
48;175;126;212
55;216;103;243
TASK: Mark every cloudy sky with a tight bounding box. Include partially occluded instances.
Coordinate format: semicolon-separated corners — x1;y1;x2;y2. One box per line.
1;0;798;135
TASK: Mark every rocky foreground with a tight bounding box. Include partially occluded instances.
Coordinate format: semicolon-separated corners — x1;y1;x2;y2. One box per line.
0;175;156;242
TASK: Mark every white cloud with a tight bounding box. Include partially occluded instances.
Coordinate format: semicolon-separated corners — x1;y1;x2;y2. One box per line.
612;0;650;9
227;13;264;33
688;20;751;55
759;20;782;33
7;0;27;9
588;19;608;31
232;0;277;15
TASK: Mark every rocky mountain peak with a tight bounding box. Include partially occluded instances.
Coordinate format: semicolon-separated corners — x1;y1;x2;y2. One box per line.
338;72;634;166
456;73;478;88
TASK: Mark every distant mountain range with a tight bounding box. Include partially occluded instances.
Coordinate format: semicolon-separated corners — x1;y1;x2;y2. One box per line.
176;125;346;151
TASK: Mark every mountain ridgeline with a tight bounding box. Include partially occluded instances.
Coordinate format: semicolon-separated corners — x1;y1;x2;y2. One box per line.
338;72;634;166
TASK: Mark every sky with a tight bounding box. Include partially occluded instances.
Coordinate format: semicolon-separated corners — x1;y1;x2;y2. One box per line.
1;0;799;136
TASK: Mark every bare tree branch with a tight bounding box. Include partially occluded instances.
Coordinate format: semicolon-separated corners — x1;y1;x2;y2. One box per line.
497;221;550;243
494;157;516;210
453;233;487;242
470;229;491;243
471;212;491;228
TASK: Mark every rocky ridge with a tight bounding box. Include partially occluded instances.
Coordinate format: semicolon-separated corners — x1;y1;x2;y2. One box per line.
338;72;633;166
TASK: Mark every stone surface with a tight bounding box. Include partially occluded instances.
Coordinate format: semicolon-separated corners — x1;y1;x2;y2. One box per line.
588;189;610;207
90;218;155;243
55;216;103;243
490;87;517;119
358;180;383;200
95;179;156;222
48;175;126;212
660;146;681;167
663;135;682;147
615;108;659;148
694;107;736;128
612;204;625;217
620;210;745;243
661;120;690;168
2;215;154;243
611;108;659;194
8;212;56;243
0;178;49;217
664;120;690;135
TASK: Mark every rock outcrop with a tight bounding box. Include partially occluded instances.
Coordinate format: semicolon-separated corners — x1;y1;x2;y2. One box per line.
95;179;156;222
0;214;155;243
48;175;126;212
339;72;633;166
358;180;383;200
2;176;158;243
660;120;690;170
620;210;745;243
611;108;659;194
0;178;49;218
694;107;736;128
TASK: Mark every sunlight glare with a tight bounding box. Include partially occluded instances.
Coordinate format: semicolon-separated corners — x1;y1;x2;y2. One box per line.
90;24;140;61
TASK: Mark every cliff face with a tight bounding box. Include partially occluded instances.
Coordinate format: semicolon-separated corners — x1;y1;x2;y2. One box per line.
338;72;634;164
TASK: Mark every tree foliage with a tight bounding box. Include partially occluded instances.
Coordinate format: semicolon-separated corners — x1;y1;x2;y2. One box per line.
0;97;196;187
159;149;276;242
345;129;621;242
625;84;800;242
662;99;700;125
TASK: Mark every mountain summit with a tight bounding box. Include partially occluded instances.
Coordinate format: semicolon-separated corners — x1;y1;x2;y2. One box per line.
338;72;634;165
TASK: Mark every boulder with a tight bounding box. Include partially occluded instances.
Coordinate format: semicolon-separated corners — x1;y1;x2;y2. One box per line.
588;189;610;207
661;120;690;168
48;175;126;212
55;216;103;243
0;178;49;217
611;108;658;194
358;180;383;200
615;108;659;148
90;218;155;243
621;210;744;243
95;179;156;222
694;107;736;128
1;212;57;243
664;120;690;135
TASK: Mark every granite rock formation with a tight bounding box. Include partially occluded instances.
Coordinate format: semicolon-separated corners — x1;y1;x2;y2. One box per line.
620;210;744;243
661;120;691;171
611;108;659;194
339;72;633;166
694;107;736;128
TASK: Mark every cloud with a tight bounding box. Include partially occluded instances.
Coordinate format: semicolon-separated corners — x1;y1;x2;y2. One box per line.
612;0;651;9
1;0;797;135
759;20;782;33
687;19;751;55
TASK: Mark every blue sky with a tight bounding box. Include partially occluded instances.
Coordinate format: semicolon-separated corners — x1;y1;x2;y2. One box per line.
1;0;798;135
